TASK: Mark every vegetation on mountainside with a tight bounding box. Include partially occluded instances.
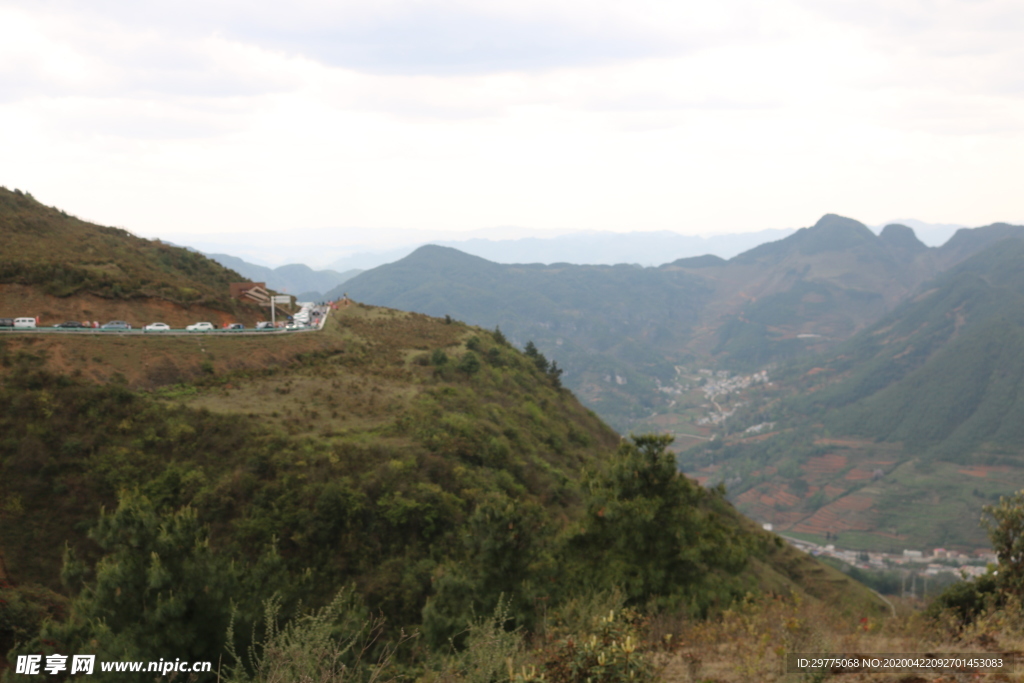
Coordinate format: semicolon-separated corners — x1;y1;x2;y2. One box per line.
678;239;1024;551
1;301;886;681
0;187;249;308
9;188;1008;679
341;244;712;431
341;216;1024;431
786;239;1024;459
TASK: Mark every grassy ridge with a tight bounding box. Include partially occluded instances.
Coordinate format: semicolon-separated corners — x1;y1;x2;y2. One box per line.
0;187;247;308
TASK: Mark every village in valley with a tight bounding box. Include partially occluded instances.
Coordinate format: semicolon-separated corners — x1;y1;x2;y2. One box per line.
780;531;996;580
636;363;1014;593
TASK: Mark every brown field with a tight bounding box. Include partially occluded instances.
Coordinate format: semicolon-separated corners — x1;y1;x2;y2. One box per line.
844;468;875;481
791;493;878;535
737;430;781;443
803;453;848;477
958;465;1014;478
0;283;263;328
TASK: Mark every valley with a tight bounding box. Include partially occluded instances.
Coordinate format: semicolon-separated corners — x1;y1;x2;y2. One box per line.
4;186;1024;681
342;214;1024;553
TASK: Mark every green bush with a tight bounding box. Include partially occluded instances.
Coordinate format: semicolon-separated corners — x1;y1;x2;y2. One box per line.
539;608;656;683
926;573;1001;630
224;589;409;683
0;582;67;663
457;352;481;375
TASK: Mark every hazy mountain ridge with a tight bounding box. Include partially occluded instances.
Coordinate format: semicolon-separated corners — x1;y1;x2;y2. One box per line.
206;252;361;299
672;215;959;366
345;215;1024;429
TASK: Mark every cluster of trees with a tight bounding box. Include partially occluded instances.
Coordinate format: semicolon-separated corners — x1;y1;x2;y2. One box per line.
2;434;752;680
0;334;761;681
928;490;1024;629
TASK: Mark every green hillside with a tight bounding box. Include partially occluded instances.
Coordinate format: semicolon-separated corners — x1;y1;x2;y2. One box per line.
813;240;1024;459
0;187;248;308
680;239;1024;550
344;245;714;430
0;302;887;676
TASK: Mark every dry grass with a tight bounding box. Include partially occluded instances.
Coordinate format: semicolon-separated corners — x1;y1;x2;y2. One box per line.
651;593;1024;683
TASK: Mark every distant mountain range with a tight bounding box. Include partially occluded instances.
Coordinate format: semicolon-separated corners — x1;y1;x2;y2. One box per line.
204;253;361;300
328;228;801;270
341;215;1024;431
167;220;966;273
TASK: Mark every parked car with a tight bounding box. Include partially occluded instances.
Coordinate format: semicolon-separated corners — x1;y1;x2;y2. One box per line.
226;323;245;331
186;322;214;331
0;318;16;328
255;321;274;330
101;321;131;330
53;321;85;328
14;318;38;329
144;322;171;332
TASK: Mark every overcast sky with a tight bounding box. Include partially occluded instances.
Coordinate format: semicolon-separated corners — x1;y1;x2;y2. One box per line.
2;0;1022;243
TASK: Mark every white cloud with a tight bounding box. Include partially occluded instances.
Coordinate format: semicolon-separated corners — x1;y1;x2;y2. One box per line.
0;0;1022;241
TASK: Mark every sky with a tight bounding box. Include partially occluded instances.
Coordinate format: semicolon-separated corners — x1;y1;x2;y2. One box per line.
2;0;1023;247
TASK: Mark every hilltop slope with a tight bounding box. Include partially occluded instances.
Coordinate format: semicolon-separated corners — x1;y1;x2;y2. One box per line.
0;187;267;326
0;300;888;664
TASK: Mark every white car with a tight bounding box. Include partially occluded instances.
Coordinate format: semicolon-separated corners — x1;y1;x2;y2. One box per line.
186;322;214;331
144;322;170;332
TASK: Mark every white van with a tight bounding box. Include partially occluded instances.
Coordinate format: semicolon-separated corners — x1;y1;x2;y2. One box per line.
13;318;37;329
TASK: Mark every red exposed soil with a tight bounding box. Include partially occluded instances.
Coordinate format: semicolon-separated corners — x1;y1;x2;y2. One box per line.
813;437;874;448
957;465;1013;478
802;453;848;477
739;431;781;443
0;284;264;328
791;493;878;535
844;468;874;481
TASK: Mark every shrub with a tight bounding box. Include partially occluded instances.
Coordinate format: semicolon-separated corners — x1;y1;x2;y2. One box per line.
0;582;67;663
926;572;1001;630
224;589;409;683
457;352;481;375
984;490;1024;597
540;608;656;683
